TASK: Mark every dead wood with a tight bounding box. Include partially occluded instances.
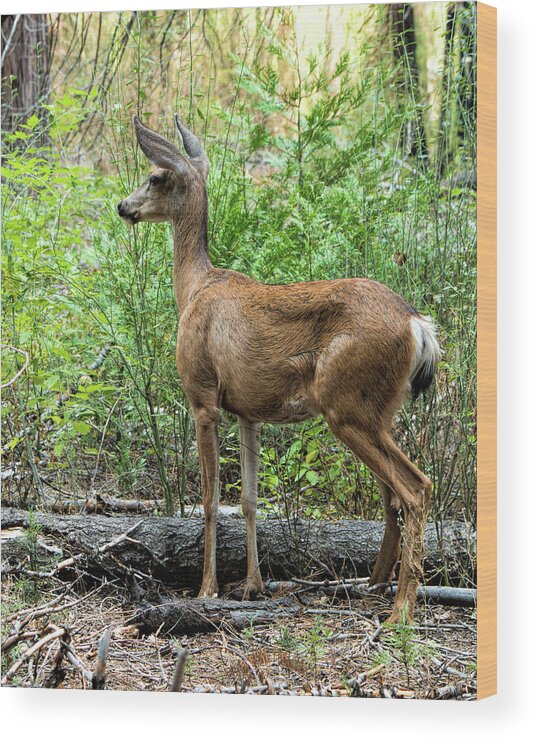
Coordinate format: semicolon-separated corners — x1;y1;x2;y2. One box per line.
127;579;475;639
266;580;476;609
1;508;474;587
129;596;302;636
1;625;66;685
46;495;157;515
1;494;157;515
413;585;475;608
169;648;188;691
91;628;111;690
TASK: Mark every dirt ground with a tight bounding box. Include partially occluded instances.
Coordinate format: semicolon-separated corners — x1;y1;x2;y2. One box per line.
1;575;476;699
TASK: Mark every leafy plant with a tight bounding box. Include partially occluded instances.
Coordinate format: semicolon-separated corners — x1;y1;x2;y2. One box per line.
275;617;333;680
22;510;42;571
380;602;438;686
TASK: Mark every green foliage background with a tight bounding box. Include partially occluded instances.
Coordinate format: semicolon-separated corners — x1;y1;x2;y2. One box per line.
1;5;476;581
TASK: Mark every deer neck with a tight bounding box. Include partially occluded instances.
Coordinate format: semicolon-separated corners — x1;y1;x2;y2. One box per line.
171;186;212;313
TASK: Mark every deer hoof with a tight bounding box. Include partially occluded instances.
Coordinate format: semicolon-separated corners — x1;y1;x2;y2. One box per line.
242;578;264;600
384;607;415;625
198;582;218;599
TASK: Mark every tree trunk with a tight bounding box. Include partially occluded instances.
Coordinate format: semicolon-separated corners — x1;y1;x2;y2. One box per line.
1;508;475;587
457;1;476;151
1;14;51;133
435;2;476;175
388;3;429;163
436;3;458;177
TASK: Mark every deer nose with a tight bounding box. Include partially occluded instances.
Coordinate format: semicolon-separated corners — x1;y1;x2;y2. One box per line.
118;201;125;216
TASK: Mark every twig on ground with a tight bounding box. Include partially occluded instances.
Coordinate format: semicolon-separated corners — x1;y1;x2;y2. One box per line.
2;630;39;653
43;630;72;688
8;591;66;623
63;642;93;688
2;625;66;685
431;656;471;680
91;628;111;689
215;635;261;687
434;683;469;700
169;648;189;692
289;577;370;588
346;662;387;695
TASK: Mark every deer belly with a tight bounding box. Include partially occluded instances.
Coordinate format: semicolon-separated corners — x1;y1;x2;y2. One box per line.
221;389;317;423
277;397;318;423
218;348;320;422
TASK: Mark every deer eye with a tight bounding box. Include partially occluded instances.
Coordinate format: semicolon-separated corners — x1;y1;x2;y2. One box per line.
149;175;163;186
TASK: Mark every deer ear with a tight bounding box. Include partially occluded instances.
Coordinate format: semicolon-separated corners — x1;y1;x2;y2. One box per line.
133;116;188;175
174;115;209;178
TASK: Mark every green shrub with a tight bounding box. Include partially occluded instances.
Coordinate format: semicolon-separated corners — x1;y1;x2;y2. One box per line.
1;8;476;571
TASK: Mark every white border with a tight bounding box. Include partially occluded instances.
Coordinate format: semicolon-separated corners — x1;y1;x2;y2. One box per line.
2;1;535;738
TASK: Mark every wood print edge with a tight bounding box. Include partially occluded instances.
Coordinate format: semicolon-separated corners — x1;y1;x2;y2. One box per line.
476;1;497;701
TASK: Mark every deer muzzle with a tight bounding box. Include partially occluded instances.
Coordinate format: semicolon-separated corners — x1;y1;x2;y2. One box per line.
117;200;139;224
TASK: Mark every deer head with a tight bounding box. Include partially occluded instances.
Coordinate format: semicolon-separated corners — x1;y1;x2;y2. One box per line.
118;115;209;225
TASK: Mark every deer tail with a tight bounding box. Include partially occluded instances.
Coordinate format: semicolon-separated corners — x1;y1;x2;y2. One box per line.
409;315;441;400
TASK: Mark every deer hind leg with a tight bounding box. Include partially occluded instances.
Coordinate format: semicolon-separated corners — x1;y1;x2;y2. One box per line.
326;418;431;623
369;478;402;587
380;436;432;623
195;406;220;598
238;417;263;598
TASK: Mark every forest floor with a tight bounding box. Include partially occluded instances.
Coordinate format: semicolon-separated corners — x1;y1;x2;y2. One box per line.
1;572;476;699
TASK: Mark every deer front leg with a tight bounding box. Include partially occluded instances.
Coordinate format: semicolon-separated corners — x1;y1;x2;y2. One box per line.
195;406;220;598
239;417;263;598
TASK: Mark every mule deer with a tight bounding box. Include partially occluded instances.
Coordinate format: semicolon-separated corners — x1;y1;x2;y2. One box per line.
118;115;440;623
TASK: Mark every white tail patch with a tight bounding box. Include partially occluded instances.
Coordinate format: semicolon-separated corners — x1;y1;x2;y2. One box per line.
409;315;441;397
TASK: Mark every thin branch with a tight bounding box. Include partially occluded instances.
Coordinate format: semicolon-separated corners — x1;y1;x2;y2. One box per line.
169;648;188;691
2;625;66;685
91;627;111;689
1;344;29;389
0;14;21;67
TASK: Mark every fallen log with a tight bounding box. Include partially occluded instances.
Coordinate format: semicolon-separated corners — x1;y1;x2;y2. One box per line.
130;596;302;635
1;494;157;515
265;580;477;609
131;583;476;637
1;508;475;587
414;585;476;608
